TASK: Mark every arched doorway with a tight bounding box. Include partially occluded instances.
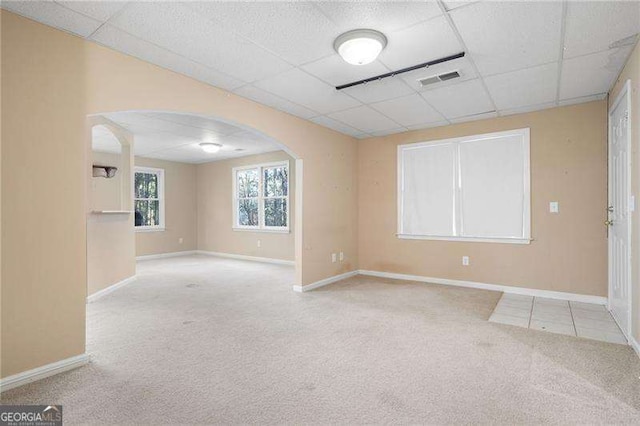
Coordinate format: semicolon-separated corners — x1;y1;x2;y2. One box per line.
86;110;304;299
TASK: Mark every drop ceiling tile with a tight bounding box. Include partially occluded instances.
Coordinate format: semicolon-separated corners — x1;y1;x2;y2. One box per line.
451;1;563;76
371;93;445;127
315;1;442;34
341;77;414;104
108;2;292;83
399;56;477;92
253;68;360;114
406;121;450;131
91;25;244;91
560;47;633;100
564;1;640;59
301;56;389;87
185;2;337;65
370;128;408;137
132;134;198;155
310;116;367;138
500;102;557;117
442;1;479;12
150;113;244;136
56;1;128;22
220;131;282;153
559;93;607;107
327;106;400;133
2;0;102;37
421;79;494;119
234;85;318;119
449;111;498;124
485;62;559;110
378;16;463;71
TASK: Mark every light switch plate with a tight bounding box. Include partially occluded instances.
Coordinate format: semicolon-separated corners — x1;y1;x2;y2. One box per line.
462;256;469;266
339;252;344;262
331;253;337;263
549;201;559;213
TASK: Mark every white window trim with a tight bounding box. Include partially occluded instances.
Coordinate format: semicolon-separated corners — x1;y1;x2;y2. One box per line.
134;166;166;232
232;160;290;233
397;128;531;244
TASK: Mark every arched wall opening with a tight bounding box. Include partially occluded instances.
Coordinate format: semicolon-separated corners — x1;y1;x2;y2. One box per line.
86;110;304;294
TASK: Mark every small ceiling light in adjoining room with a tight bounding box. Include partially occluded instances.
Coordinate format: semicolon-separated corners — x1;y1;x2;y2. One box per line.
199;142;222;153
334;29;387;66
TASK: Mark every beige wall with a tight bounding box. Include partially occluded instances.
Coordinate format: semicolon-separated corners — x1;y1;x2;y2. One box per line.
197;151;295;261
609;41;640;344
91;151;122;212
135;157;197;257
2;11;87;377
1;11;358;378
359;101;608;297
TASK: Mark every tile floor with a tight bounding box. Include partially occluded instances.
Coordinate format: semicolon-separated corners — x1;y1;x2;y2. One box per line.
489;293;628;344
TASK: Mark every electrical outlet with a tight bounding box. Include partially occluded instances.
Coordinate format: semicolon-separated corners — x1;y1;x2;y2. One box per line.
331;253;337;263
257;240;261;248
178;237;183;244
462;256;470;266
339;252;344;262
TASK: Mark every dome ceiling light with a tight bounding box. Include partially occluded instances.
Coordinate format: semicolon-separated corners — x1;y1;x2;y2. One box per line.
334;29;387;66
200;142;222;153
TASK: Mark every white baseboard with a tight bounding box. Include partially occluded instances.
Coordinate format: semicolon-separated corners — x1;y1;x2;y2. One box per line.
196;250;295;266
293;270;358;292
358;270;608;305
87;275;136;303
136;250;197;261
0;354;90;393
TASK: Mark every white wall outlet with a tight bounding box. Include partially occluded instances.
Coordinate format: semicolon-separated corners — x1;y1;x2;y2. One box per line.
462;256;470;266
339;252;344;262
257;240;261;248
178;237;183;244
331;253;337;263
549;201;559;213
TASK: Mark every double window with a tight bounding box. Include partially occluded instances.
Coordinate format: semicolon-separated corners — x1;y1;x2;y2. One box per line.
398;128;530;244
134;167;165;231
233;161;289;232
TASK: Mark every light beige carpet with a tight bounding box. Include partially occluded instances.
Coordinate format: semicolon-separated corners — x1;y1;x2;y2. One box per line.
2;255;639;424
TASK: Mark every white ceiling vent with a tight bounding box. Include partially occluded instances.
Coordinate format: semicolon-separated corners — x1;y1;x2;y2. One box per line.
418;70;461;87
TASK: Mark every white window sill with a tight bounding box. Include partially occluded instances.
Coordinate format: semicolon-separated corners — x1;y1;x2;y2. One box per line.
135;227;166;233
233;227;290;234
397;234;531;245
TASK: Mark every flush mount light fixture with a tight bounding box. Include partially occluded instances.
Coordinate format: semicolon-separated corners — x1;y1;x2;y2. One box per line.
334;29;387;66
200;142;222;153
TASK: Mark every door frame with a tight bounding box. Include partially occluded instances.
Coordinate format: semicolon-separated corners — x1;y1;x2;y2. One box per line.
607;79;633;340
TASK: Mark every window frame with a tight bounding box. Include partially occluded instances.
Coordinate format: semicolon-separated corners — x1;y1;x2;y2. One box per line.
134;166;166;232
232;160;290;233
397;128;531;245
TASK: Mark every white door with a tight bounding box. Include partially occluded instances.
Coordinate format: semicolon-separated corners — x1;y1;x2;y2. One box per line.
608;80;632;338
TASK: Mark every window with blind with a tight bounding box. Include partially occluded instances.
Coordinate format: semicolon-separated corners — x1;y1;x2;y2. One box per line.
397;128;530;244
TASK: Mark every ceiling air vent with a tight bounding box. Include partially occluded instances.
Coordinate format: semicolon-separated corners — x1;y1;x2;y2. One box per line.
418;70;461;87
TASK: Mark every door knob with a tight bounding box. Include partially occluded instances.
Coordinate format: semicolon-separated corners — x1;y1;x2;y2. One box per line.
604;220;614;226
607;206;614;212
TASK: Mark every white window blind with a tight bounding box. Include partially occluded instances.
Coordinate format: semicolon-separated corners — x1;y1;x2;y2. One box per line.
398;128;530;244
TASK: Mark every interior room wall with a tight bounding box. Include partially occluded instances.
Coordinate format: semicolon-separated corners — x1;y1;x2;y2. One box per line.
91;151;122;212
358;101;608;297
609;40;640;345
197;150;295;261
2;10;87;378
135;157;197;257
87;144;135;297
1;11;358;379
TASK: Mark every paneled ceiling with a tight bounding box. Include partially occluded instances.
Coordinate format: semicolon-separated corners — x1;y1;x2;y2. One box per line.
5;1;640;139
92;112;282;163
